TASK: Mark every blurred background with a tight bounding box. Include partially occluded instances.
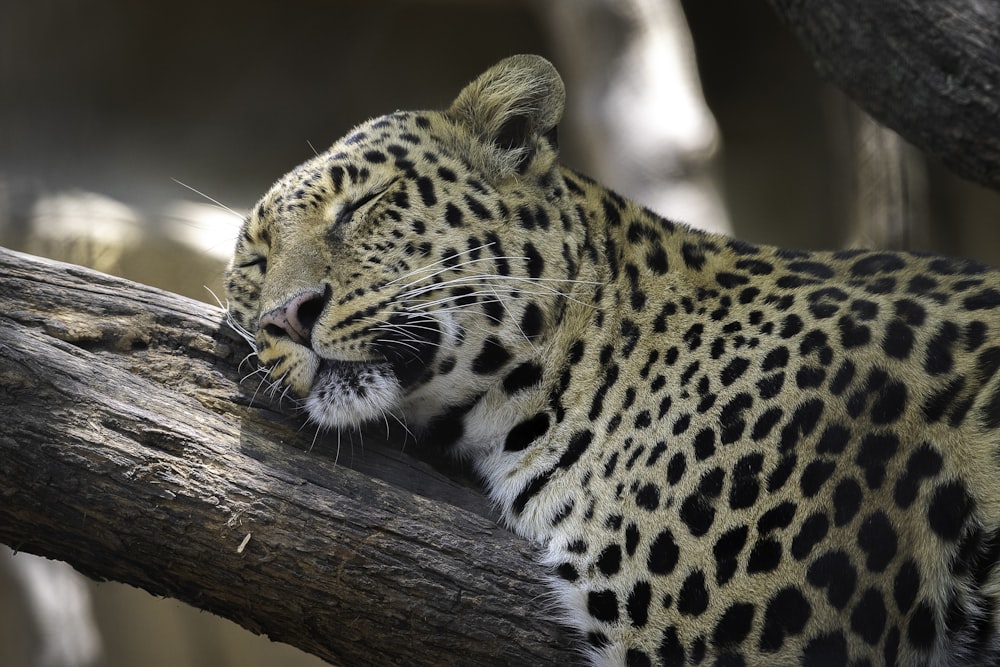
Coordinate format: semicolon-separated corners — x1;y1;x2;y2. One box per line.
3;1;999;665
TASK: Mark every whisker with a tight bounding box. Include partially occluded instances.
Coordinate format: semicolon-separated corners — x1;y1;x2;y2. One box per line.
401;287;527;310
240;366;269;384
487;283;535;349
391;252;552;295
395;274;591;307
205;286;227;310
237;351;262;373
335;429;342;466
373;337;423;354
222;303;258;349
352;424;364;466
370;328;452;352
307;425;322;453
387;410;415;449
385;242;499;287
171;178;244;221
366;319;449;340
396;266;527;298
380;408;392;441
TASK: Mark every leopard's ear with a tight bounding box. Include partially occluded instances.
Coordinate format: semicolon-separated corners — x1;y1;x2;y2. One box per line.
447;54;565;177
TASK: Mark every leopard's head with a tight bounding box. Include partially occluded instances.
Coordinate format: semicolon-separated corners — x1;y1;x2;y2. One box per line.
225;55;578;431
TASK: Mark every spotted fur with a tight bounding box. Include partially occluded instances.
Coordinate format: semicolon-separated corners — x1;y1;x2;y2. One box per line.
226;55;1000;666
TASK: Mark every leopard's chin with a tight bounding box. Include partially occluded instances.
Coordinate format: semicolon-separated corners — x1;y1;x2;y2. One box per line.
303;359;402;430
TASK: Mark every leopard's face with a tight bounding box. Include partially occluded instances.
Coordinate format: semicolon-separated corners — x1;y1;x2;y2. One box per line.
225;94;572;431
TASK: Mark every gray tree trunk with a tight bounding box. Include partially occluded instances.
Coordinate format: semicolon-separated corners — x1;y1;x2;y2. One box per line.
766;0;1000;192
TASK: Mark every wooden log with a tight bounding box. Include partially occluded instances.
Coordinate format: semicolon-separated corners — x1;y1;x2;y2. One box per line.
0;246;571;666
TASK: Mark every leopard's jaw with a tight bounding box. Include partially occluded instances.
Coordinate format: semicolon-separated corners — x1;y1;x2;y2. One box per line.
302;360;401;430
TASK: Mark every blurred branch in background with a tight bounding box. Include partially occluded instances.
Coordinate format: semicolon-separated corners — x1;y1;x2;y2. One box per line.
542;0;731;234
1;548;102;667
765;0;1000;192
844;108;930;251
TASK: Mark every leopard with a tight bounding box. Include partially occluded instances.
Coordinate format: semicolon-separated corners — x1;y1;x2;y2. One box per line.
224;54;1000;666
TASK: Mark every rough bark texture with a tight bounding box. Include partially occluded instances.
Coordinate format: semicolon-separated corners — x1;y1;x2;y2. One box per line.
0;247;572;666
765;0;1000;191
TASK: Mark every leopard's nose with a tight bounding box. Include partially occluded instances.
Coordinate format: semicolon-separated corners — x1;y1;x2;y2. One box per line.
259;288;327;345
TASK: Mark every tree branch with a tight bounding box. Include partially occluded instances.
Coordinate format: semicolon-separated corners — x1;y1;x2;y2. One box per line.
765;0;1000;191
0;247;572;666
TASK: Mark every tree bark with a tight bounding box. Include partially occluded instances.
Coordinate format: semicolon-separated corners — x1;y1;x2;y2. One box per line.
0;247;572;666
765;0;1000;191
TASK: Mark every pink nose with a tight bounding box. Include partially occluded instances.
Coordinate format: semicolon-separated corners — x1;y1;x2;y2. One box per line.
258;289;326;345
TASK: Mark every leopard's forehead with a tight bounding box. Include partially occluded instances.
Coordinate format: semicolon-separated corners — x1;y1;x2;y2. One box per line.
252;111;441;217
